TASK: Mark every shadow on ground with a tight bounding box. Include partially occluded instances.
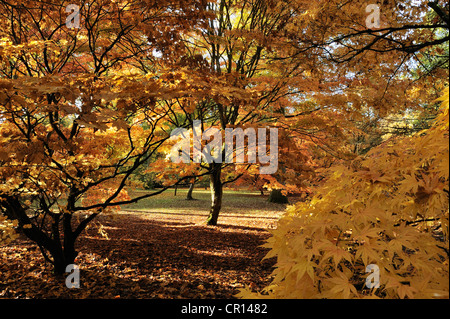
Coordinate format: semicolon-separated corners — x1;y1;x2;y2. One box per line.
0;213;276;299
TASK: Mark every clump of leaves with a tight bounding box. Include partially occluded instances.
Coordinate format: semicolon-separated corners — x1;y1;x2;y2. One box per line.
239;88;449;299
0;215;18;244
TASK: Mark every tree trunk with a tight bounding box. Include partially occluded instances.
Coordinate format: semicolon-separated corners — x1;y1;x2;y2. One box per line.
186;181;195;200
268;189;289;203
60;213;78;274
206;163;223;226
52;247;76;275
0;195;80;275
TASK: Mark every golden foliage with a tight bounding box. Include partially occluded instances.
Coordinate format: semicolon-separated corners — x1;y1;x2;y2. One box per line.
0;215;18;245
238;88;449;299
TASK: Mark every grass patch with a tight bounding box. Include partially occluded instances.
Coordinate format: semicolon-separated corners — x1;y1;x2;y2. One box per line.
124;188;288;215
121;188;288;229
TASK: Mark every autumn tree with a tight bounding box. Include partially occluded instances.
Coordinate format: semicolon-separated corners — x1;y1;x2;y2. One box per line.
239;87;449;299
148;0;357;226
0;0;210;274
238;0;449;299
155;0;450;226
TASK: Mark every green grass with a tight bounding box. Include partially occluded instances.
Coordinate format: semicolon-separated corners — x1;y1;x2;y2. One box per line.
122;188;288;216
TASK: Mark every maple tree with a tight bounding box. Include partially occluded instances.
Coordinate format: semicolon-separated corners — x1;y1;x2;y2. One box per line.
238;87;449;299
146;0;358;226
0;0;211;274
235;0;449;299
151;0;450;226
0;0;448;301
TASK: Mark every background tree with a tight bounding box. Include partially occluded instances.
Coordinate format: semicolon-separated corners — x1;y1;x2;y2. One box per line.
147;0;357;225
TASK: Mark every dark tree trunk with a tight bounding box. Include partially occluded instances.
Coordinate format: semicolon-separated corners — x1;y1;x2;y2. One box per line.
206;163;223;226
52;247;76;276
59;213;78;274
186;182;195;200
268;189;289;203
0;195;84;275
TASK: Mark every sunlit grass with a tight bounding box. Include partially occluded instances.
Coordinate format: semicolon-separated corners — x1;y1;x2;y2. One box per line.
122;188;288;216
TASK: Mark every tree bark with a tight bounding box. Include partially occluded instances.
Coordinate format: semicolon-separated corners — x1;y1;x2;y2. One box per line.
0;195;79;275
268;189;289;203
186;181;195;200
206;163;223;225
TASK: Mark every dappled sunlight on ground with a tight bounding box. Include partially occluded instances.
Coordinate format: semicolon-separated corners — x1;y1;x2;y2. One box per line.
0;191;285;298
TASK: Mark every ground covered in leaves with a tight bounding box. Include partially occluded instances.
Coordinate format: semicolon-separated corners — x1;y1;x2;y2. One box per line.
0;195;284;299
